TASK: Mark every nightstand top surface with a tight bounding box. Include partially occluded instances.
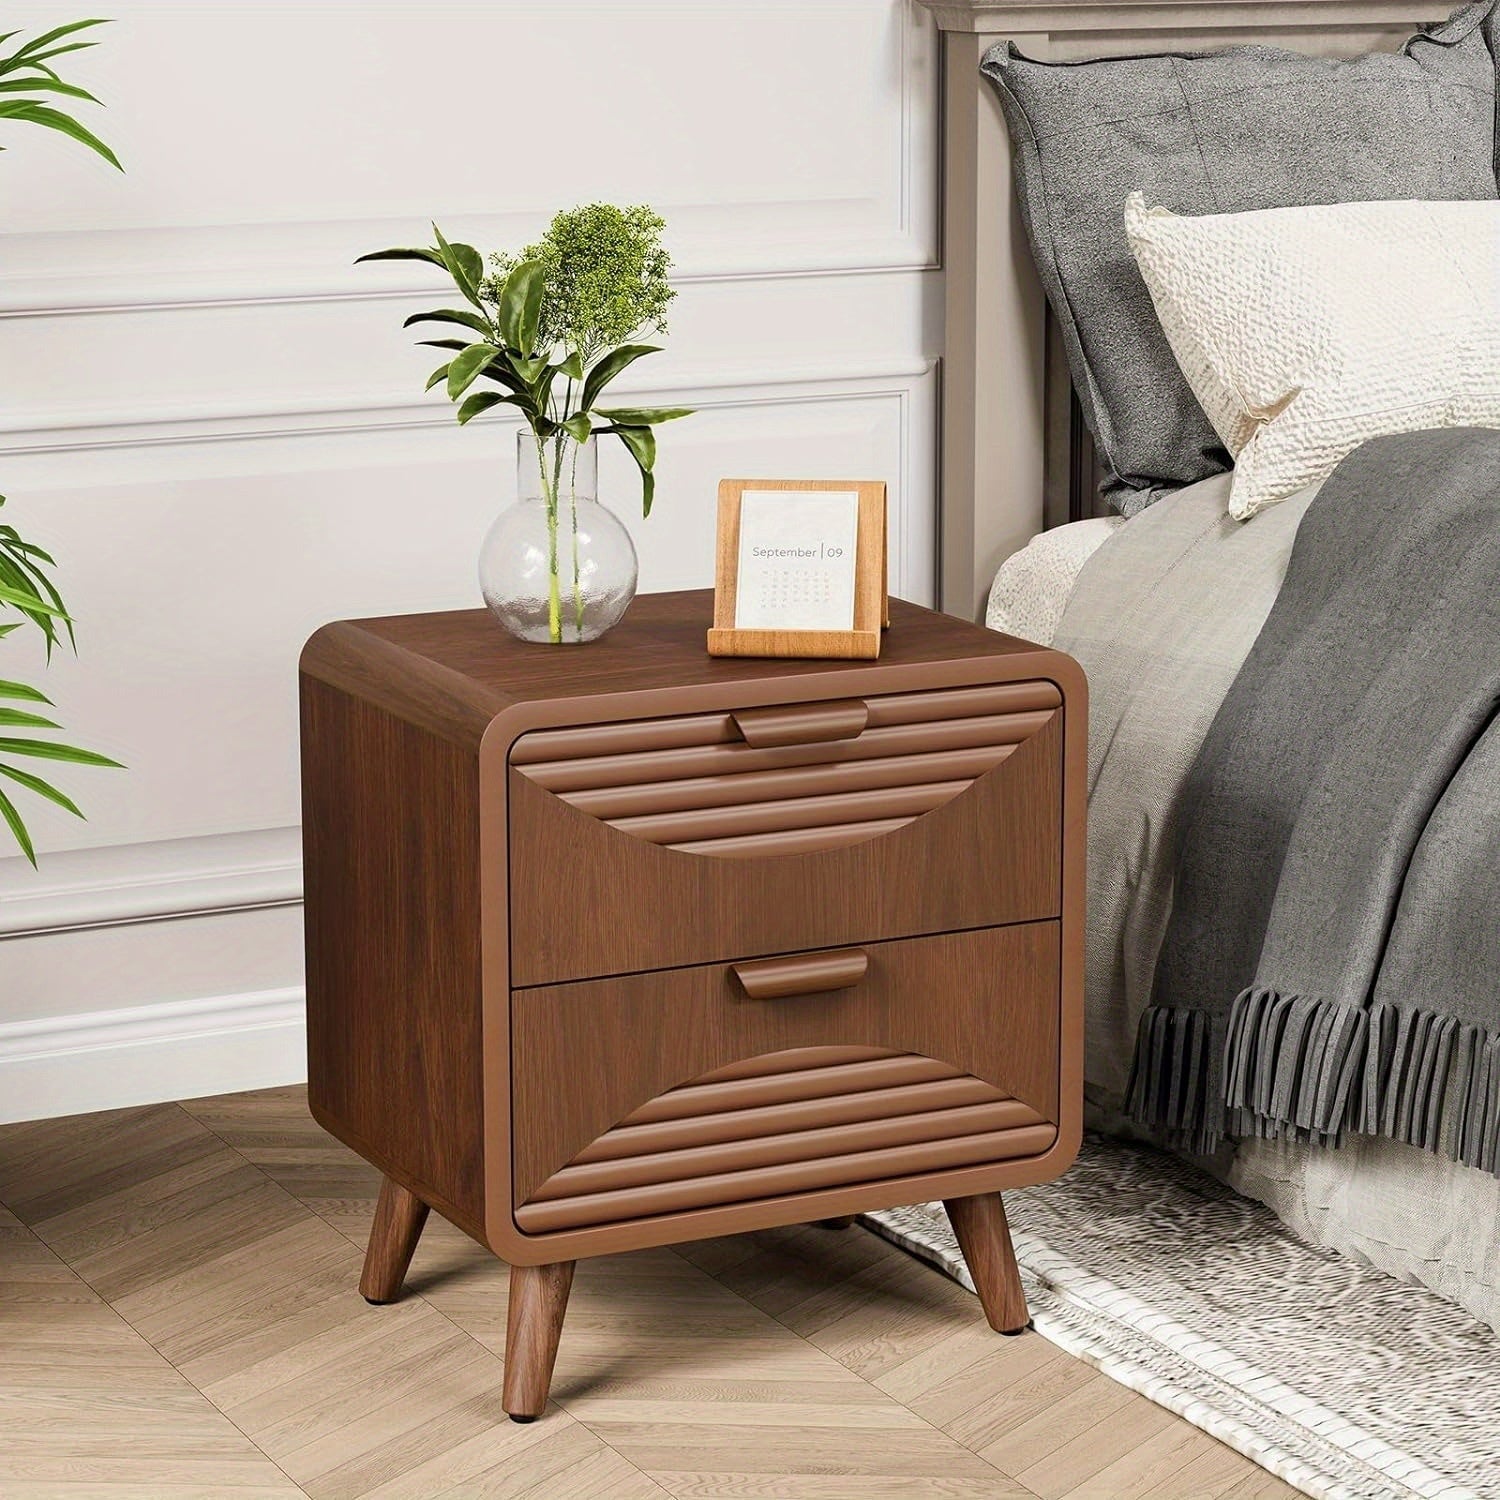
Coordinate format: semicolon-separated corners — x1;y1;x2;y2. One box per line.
301;589;1063;743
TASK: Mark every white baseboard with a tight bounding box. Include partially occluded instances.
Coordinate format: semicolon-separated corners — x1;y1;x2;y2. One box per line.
0;986;307;1125
0;828;308;1124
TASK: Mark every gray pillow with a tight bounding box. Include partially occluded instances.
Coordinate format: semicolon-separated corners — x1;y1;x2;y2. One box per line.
983;3;1500;517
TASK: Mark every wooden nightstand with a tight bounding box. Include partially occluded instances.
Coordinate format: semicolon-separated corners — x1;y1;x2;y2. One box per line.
300;590;1085;1420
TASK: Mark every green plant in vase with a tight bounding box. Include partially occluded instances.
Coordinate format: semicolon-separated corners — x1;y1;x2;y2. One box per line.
361;204;692;644
0;18;123;863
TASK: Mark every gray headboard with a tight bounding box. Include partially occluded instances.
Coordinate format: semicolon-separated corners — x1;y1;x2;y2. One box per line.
915;0;1454;620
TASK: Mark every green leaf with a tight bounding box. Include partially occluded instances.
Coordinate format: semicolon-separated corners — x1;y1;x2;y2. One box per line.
4;40;101;69
456;390;522;425
595;406;694;426
0;784;35;865
416;337;469;352
10;18;110;61
402;307;492;338
0;761;83;818
432;223;482;307
0;737;123;768
557;351;584;381
355;246;446;269
498;260;545;354
0;101;120;168
0;579;69;618
476;357;528;395
513;354;548;384
610;425;658;517
562;413;592;445
0;707;61;731
445;343;497;400
4;537;57;566
0;679;50;704
580;345;661;414
0;77;99;101
425;361;451;393
0;623;22;640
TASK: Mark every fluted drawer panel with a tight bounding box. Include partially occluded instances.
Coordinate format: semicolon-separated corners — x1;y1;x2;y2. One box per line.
510;683;1060;859
530;1097;1048;1205
510;924;1063;1214
506;681;1064;986
510;682;1060;769
514;1121;1057;1234
514;1039;1055;1233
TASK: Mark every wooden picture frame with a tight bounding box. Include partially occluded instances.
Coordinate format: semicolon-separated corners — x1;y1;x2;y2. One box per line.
707;479;889;660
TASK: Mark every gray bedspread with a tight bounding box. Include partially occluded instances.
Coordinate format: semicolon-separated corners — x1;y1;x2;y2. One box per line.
1137;429;1500;1169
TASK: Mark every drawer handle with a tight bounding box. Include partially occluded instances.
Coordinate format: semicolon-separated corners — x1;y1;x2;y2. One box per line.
732;948;869;1000
731;699;868;749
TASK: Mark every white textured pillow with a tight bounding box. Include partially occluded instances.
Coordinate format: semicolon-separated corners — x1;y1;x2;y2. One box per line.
1124;194;1500;519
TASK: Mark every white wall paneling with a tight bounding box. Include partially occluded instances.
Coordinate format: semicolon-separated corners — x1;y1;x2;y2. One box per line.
0;0;940;1118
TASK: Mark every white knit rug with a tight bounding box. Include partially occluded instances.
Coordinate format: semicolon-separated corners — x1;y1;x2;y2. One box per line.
868;1138;1499;1500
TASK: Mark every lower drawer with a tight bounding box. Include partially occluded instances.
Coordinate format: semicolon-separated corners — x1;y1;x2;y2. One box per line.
509;922;1060;1235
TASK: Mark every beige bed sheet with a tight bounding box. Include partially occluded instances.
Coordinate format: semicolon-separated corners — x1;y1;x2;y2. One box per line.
989;477;1500;1332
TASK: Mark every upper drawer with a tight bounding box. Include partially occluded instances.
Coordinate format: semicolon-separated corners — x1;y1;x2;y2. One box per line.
507;680;1063;987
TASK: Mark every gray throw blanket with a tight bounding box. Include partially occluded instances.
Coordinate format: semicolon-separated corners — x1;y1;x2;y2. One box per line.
1131;428;1500;1172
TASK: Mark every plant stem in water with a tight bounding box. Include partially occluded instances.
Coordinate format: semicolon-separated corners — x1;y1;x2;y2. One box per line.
537;439;561;643
570;442;584;635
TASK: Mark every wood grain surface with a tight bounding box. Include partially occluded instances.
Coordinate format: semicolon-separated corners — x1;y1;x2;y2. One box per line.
511;923;1062;1211
506;714;1061;986
359;1177;430;1304
301;675;486;1238
947;1192;1032;1335
0;1087;1300;1500
503;1261;576;1421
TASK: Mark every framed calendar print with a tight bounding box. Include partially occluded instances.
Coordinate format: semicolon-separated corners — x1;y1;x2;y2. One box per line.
707;478;888;660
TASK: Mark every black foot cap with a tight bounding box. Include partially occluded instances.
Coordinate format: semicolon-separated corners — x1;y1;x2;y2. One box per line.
999;1319;1034;1337
362;1295;398;1306
509;1413;538;1424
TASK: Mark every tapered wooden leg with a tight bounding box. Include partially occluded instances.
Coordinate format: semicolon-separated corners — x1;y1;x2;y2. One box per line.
359;1176;429;1305
503;1261;575;1422
944;1192;1030;1335
815;1216;858;1230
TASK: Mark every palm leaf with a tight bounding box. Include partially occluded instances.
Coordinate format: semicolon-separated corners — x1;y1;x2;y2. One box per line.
0;577;69;618
0;784;36;865
0;707;61;731
0;101;120;169
0;762;83;819
0;77;98;101
0;736;123;768
8;18;110;61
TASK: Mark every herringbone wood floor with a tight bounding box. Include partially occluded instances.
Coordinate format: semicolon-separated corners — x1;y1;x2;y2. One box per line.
0;1087;1301;1499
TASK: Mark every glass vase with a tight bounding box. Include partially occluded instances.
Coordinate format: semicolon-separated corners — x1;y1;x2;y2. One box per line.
479;432;639;644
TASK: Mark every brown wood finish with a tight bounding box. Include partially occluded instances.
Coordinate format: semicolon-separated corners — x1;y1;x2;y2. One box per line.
946;1191;1032;1336
732;947;869;999
731;697;870;747
300;676;486;1238
510;923;1061;1209
300;587;1086;1418
708;479;888;660
358;1175;430;1304
507;710;1061;986
502;1260;575;1422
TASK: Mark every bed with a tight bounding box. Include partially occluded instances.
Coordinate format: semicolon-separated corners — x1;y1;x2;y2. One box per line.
915;0;1500;1330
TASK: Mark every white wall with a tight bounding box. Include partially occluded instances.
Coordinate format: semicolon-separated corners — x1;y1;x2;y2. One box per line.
0;0;940;1120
